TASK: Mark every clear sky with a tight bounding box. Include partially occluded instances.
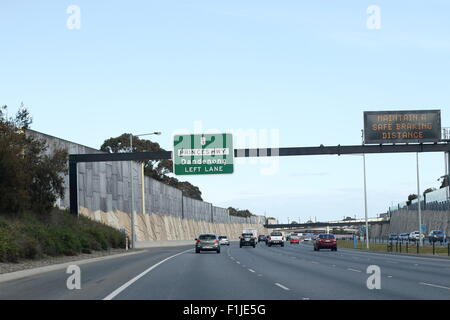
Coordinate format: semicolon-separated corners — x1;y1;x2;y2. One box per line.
1;1;449;223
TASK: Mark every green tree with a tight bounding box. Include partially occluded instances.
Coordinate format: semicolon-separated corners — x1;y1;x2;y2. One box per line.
227;207;254;217
100;134;202;200
0;104;68;215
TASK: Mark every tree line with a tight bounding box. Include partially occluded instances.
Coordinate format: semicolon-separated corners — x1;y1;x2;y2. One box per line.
0;104;67;216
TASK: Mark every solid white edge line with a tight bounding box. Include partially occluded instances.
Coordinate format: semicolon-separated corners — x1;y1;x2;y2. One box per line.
103;249;191;300
275;283;290;291
248;269;255;273
347;268;362;273
419;282;450;290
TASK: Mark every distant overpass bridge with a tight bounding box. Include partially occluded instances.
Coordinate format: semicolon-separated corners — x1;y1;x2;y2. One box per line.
264;218;390;231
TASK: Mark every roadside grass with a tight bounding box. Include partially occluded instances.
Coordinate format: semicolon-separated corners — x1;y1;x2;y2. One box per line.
0;208;126;263
337;240;450;257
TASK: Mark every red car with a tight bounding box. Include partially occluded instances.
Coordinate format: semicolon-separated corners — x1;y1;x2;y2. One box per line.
313;234;337;251
289;236;300;244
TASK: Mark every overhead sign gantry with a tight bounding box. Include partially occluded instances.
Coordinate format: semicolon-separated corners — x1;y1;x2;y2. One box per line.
68;109;449;216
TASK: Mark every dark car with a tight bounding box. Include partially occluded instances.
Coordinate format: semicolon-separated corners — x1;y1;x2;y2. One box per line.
313;234;337;251
399;233;409;242
428;230;446;244
388;234;398;241
258;235;267;242
240;233;256;248
195;234;220;253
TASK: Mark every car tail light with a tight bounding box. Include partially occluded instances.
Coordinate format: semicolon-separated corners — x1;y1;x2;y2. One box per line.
215;240;219;243
196;240;200;244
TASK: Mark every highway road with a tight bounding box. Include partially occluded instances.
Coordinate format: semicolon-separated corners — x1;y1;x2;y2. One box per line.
0;242;449;300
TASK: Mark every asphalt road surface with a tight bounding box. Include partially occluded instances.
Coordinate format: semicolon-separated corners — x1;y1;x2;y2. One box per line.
1;242;449;300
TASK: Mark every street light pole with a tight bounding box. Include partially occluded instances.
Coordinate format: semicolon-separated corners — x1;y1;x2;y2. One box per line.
129;131;162;249
129;134;135;249
416;152;423;247
362;130;370;250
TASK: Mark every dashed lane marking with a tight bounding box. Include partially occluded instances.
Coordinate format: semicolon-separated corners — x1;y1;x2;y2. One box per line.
275;283;290;291
419;282;450;290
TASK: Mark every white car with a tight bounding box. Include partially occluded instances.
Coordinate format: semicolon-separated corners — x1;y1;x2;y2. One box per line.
408;231;425;242
218;236;230;246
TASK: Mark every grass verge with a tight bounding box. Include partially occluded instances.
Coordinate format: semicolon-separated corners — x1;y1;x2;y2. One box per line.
337;240;450;257
0;208;126;263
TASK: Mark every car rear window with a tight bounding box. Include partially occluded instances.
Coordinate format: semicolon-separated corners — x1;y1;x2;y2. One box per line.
271;232;282;236
219;236;227;239
242;233;253;237
199;235;216;240
319;234;335;239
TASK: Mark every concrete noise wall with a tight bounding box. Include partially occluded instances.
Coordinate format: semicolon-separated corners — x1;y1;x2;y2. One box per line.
26;130;267;235
369;209;450;238
80;207;269;242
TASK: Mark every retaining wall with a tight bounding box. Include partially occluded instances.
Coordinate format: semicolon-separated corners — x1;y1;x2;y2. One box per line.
369;209;450;238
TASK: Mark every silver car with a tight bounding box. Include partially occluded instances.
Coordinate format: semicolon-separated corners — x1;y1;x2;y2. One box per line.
218;236;230;246
195;234;221;253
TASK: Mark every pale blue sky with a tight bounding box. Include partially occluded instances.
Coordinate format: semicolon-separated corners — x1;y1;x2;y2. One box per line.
1;1;449;222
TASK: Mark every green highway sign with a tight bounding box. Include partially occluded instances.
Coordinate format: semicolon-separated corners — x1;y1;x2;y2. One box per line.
173;133;234;175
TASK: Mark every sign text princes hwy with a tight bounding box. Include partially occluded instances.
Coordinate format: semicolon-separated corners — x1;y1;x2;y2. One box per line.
173;133;234;175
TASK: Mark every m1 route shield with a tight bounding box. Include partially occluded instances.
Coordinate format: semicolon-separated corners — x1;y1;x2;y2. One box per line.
173;133;234;175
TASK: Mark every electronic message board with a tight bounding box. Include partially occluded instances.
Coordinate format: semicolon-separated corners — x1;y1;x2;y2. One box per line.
173;133;234;175
364;110;441;144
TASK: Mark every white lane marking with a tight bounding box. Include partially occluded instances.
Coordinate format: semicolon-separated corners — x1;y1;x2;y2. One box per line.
387;276;393;278
103;249;191;300
275;283;290;291
419;282;450;290
347;268;362;273
236;261;241;264
248;269;255;273
311;261;319;264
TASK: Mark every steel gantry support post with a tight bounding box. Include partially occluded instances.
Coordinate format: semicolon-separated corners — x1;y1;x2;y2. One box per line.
69;157;78;217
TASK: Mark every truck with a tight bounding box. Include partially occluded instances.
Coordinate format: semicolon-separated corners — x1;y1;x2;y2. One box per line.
243;228;258;244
